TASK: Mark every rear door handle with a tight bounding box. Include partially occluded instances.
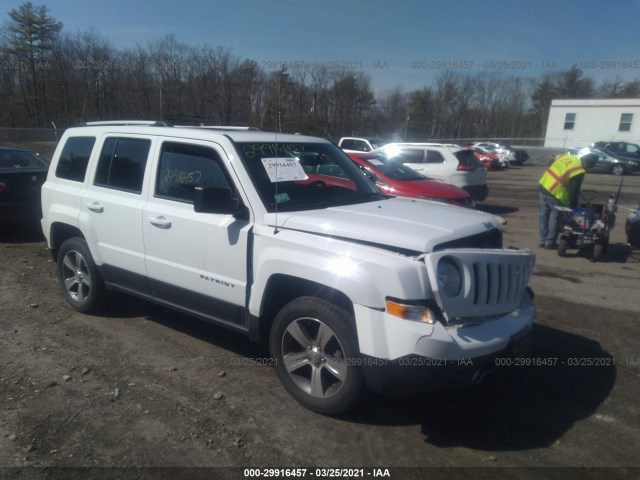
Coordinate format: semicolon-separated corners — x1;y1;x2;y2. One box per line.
87;202;104;213
149;216;172;229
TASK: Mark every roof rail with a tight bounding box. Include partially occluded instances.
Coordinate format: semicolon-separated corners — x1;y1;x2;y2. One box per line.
79;120;170;127
175;125;261;131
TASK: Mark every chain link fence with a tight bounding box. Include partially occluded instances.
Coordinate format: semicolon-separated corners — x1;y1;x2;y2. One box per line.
0;128;61;161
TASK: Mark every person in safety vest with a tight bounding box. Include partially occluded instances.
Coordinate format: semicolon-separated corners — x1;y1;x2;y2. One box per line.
538;148;599;249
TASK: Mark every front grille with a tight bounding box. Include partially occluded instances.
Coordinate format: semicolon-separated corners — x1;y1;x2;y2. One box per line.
424;249;535;321
471;259;530;308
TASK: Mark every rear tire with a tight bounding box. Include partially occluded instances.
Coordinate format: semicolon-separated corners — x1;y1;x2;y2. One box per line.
57;238;106;313
602;233;610;253
611;164;626;176
593;242;604;262
557;237;568;257
269;296;365;415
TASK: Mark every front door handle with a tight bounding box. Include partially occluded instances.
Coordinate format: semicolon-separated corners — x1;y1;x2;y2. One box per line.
149;216;172;229
87;202;104;213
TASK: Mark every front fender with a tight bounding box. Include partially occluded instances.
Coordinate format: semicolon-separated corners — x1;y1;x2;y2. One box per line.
248;225;433;317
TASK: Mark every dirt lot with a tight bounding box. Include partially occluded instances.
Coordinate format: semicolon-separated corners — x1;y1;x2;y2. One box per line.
1;162;639;479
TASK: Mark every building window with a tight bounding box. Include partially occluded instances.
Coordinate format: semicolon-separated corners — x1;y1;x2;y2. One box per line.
563;113;576;130
619;113;633;132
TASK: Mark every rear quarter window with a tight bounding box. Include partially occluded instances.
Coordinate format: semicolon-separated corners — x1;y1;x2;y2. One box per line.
55;136;96;182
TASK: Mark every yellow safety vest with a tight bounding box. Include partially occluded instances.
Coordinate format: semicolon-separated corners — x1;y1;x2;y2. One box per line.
539;154;585;206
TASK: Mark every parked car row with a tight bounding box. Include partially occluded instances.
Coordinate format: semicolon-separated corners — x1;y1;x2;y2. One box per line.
376;143;489;202
337;137;534;205
469;142;517;168
346;151;475;208
468;146;502;171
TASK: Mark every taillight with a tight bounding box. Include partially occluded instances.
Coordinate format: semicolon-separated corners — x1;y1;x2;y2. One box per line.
0;182;6;195
457;164;476;171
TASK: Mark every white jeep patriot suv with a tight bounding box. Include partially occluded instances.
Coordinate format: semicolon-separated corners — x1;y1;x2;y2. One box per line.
41;122;535;415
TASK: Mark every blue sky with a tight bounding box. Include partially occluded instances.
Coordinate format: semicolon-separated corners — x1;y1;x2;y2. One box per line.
9;0;640;92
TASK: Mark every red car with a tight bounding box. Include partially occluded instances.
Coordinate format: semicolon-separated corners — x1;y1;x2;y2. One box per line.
469;147;502;171
347;152;475;208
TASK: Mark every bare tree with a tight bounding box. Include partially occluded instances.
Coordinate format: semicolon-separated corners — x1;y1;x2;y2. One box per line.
3;2;62;125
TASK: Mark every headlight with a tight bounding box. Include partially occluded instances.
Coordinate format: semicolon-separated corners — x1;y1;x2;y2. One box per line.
437;257;462;297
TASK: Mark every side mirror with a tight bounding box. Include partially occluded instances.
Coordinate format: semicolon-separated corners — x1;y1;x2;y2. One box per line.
194;186;244;216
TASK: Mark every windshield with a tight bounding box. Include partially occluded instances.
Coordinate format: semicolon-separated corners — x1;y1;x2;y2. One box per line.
359;154;425;180
235;141;383;212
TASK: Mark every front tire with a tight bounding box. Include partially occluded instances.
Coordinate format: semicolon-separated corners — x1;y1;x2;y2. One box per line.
57;238;106;313
269;297;365;415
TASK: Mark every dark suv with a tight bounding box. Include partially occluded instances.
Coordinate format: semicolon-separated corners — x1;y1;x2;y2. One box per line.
571;147;640;176
592;141;640;161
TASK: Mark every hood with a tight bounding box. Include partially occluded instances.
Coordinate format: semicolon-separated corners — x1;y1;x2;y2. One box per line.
265;197;499;253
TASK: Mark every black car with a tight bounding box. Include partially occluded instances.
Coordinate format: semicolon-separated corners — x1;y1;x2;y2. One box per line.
592;141;640;161
0;147;49;224
570;147;640;176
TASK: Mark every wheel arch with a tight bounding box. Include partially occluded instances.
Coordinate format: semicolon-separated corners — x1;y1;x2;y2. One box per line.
250;274;354;344
49;222;86;259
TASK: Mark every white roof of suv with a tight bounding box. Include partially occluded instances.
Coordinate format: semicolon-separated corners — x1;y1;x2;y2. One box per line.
66;123;319;144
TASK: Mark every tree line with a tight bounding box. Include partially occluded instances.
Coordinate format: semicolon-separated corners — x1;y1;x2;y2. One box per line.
2;2;640;141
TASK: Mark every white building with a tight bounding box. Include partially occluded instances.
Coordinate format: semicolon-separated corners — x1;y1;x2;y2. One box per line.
544;98;640;148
